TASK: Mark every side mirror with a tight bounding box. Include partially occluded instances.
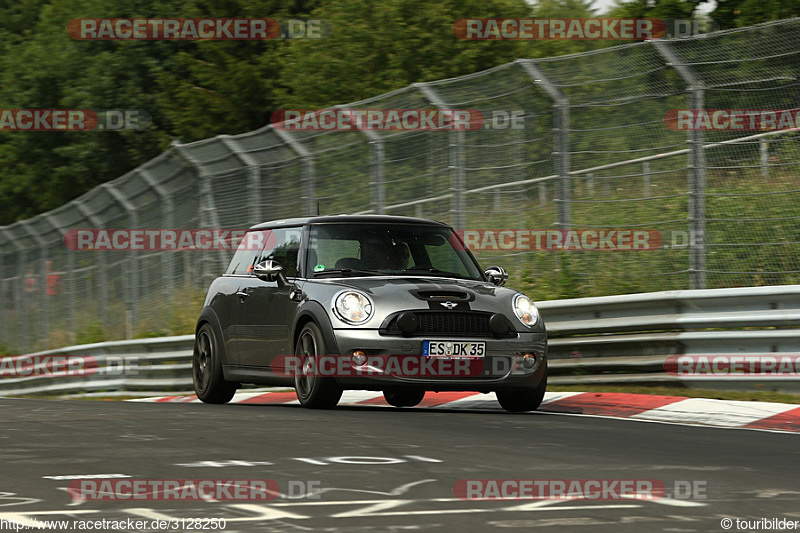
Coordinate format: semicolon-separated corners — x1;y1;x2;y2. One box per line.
484;266;509;286
253;260;286;284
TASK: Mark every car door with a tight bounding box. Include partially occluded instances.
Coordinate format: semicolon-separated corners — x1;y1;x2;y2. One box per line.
234;227;302;368
220;229;270;366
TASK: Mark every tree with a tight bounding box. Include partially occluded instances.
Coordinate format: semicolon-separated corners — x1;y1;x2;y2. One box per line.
275;0;534;109
712;0;800;28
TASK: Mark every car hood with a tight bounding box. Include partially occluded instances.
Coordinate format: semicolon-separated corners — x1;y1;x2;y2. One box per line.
303;276;534;330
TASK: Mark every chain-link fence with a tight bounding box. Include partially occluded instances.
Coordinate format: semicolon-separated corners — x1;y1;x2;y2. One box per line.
2;19;799;352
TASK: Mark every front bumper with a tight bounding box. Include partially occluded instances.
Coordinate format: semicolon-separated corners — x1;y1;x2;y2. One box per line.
328;328;547;392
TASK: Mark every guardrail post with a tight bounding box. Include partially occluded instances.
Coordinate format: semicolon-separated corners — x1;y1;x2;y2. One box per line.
518;60;571;229
272;129;315;216
416;82;465;230
102;183;139;339
218;136;263;223
137;168;176;299
654;40;706;289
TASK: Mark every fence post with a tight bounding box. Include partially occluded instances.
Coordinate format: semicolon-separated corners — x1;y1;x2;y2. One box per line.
19;221;49;348
43;214;76;345
416;82;465;230
760;138;769;179
654;40;706;289
371;138;386;214
74;201;108;333
518;60;571;229
137;168;175;299
335;106;385;215
0;255;5;350
0;228;25;351
171;142;230;281
218;136;263;224
273;129;315;216
0;247;4;349
643;162;651;195
102;183;139;339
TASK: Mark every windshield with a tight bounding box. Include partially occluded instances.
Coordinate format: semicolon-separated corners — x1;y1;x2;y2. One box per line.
305;223;483;280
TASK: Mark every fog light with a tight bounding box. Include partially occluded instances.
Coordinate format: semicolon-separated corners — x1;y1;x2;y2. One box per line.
396;312;418;335
489;313;511;336
522;353;536;369
352;351;367;366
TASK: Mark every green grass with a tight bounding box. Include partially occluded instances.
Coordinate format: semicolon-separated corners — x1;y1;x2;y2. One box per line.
470;159;800;301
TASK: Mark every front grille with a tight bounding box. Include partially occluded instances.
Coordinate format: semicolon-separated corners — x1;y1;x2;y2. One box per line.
383;311;514;337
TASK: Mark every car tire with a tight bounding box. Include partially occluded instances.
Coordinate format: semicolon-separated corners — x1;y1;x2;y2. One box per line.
294;322;343;409
496;373;547;413
383;389;425;408
193;323;237;404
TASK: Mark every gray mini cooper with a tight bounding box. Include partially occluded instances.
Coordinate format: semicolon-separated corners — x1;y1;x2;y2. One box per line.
193;215;547;412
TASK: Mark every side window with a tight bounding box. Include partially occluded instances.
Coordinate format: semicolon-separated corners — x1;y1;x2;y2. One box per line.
259;227;302;278
226;230;269;275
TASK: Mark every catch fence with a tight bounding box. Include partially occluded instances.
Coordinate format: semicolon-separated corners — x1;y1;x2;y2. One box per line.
1;19;799;352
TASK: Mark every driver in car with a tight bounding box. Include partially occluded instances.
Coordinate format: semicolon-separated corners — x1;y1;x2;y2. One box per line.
385;241;409;270
360;239;409;271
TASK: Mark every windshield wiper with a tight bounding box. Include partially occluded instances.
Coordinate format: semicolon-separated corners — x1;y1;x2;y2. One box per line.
402;266;464;279
312;268;382;277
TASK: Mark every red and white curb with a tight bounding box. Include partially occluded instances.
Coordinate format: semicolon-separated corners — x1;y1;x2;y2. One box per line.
131;391;800;433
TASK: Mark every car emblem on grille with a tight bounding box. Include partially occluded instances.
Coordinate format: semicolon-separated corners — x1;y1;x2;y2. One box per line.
440;301;458;309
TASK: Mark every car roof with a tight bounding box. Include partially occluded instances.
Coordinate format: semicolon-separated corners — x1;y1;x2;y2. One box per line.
249;214;451;230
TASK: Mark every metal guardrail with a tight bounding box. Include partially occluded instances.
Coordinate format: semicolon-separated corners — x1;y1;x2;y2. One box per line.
0;336;194;396
1;286;798;396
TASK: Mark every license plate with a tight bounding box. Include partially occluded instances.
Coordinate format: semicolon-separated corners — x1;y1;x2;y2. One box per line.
423;340;485;358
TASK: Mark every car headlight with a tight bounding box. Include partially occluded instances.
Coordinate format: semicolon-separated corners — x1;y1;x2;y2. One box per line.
333;290;374;325
513;294;539;327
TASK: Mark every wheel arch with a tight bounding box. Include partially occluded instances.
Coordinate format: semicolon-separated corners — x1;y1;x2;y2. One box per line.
195;307;229;365
291;301;340;356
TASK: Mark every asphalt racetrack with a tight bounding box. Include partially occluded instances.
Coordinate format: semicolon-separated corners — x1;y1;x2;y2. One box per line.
0;397;797;532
